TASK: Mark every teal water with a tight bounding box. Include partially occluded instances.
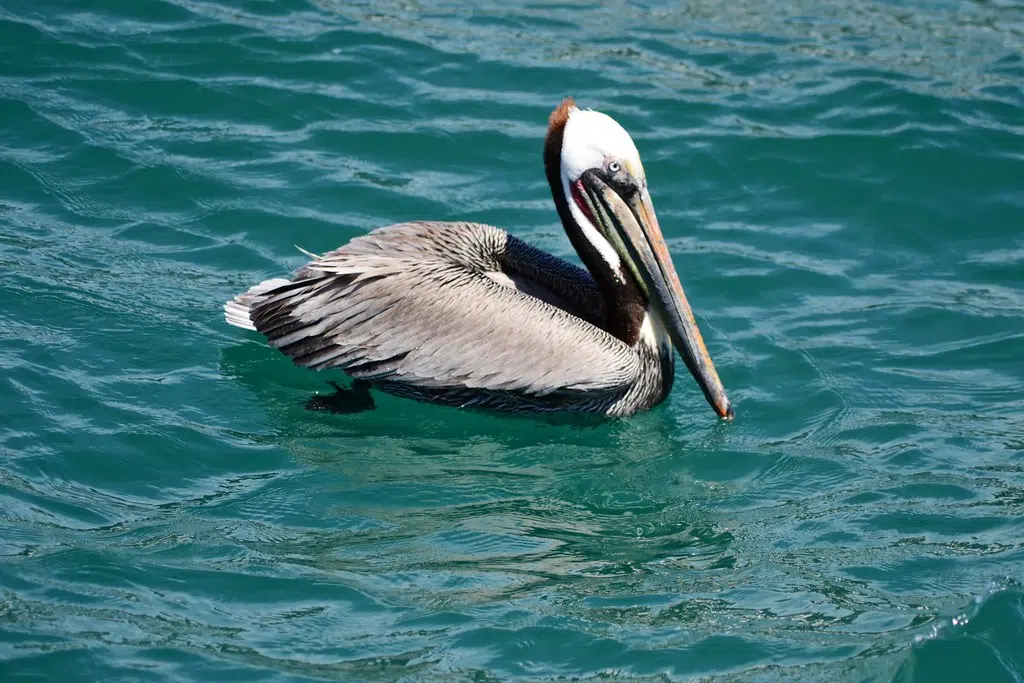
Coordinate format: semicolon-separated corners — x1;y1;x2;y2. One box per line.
2;0;1023;680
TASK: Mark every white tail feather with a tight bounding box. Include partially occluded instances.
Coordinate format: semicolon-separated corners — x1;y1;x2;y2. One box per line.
223;278;291;331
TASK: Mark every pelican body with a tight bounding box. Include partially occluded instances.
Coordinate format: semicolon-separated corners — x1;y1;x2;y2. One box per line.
224;99;733;419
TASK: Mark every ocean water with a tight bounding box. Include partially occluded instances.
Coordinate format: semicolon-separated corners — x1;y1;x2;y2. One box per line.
2;0;1023;680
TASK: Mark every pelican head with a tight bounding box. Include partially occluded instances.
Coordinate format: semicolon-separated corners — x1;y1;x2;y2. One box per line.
547;98;733;419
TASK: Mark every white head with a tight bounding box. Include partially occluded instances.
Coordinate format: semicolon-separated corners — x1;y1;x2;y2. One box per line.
560;107;646;187
555;104;648;275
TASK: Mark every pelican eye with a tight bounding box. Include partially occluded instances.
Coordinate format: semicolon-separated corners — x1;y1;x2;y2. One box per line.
604;160;637;196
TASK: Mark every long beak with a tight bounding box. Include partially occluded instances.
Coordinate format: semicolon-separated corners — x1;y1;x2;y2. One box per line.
578;172;733;419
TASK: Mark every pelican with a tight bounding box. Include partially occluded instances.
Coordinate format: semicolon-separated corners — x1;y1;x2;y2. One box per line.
224;98;733;419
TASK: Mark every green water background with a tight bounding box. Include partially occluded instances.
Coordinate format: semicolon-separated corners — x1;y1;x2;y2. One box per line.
1;0;1023;680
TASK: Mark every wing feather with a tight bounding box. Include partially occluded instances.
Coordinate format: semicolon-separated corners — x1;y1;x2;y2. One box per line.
243;222;638;398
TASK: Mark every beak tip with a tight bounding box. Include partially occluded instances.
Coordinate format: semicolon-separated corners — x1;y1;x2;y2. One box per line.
720;402;734;421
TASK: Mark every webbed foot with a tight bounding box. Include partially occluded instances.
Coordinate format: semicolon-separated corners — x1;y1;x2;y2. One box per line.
305;380;375;414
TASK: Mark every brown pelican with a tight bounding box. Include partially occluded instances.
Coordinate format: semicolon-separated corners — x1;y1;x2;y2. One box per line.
224;98;733;419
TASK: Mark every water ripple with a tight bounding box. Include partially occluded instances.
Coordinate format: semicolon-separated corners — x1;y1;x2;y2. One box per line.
1;0;1023;680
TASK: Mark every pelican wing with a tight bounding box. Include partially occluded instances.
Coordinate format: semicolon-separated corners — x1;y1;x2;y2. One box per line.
230;222;638;398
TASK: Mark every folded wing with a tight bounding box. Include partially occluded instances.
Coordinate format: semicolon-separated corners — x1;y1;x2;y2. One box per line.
226;222;638;399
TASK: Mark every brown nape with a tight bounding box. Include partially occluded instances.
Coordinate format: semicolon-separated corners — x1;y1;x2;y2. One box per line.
542;98;647;347
542;97;573;201
548;97;576;135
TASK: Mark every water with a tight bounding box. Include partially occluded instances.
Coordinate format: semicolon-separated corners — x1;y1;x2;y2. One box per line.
1;0;1023;680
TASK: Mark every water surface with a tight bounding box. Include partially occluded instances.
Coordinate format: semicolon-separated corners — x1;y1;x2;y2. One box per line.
1;0;1023;681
